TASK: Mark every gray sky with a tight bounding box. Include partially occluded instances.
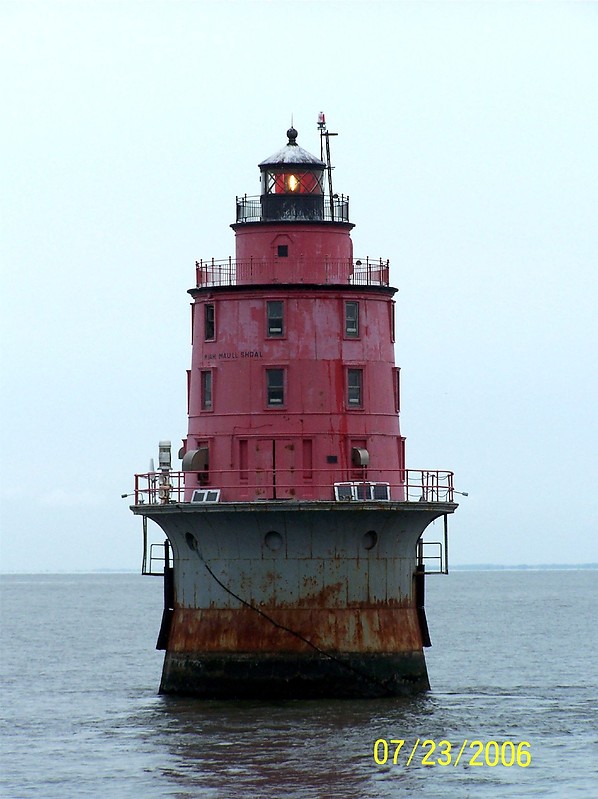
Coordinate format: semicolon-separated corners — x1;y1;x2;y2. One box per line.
1;1;597;572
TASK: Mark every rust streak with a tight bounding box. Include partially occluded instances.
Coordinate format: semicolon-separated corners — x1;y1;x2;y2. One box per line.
167;606;423;653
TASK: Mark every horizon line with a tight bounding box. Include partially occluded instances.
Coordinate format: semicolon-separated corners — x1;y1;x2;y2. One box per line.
1;562;597;576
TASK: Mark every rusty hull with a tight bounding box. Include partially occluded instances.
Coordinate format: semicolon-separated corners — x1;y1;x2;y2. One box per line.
167;605;423;652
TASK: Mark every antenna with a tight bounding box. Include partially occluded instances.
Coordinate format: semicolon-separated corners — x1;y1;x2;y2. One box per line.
317;112;338;221
317;111;326;160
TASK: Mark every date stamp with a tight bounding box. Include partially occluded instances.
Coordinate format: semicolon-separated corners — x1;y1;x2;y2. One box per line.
373;739;532;768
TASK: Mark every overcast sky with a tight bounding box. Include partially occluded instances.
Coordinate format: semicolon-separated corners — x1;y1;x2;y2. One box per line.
1;1;597;572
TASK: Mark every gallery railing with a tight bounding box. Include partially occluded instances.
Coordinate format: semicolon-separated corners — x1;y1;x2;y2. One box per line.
131;468;455;505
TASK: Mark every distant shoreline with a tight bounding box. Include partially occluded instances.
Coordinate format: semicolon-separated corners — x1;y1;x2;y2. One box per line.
449;563;598;571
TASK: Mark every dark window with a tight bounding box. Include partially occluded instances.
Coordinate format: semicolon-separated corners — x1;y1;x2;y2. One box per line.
277;245;288;257
345;301;359;337
347;368;363;406
267;300;284;337
201;371;212;409
204;304;215;341
266;368;284;406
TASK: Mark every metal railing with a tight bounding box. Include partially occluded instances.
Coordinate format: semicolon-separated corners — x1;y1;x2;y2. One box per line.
417;541;446;574
236;194;350;223
141;518;169;575
194;256;390;288
131;468;454;506
417;512;450;575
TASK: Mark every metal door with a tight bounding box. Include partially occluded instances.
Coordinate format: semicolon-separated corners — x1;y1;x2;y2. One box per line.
252;439;298;499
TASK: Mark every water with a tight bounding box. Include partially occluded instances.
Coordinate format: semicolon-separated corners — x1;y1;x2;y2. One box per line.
1;570;596;797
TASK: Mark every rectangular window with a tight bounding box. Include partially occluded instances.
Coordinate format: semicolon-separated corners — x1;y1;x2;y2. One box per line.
390;301;396;343
347;368;363;407
266;368;285;406
277;245;288;257
201;370;212;410
345;301;359;337
204;303;215;341
267;300;284;337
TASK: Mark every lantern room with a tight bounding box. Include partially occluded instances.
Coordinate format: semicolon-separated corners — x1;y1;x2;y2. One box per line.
258;127;326;221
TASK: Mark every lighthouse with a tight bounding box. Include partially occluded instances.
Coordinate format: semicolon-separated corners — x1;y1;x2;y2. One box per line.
131;119;457;698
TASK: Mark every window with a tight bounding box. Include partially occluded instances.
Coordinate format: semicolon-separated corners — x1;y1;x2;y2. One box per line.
204;304;215;341
266;368;285;406
347;368;363;407
265;170;324;195
201;370;213;410
277;245;288;257
204;303;215;341
345;301;359;337
267;300;284;337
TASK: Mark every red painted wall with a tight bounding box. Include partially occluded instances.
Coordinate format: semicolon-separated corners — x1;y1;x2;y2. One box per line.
232;223;354;285
184;214;404;501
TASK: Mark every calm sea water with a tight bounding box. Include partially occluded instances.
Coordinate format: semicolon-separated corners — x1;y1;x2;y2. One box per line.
1;570;596;798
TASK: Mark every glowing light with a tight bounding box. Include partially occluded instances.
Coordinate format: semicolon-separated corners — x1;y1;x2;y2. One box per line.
288;174;298;192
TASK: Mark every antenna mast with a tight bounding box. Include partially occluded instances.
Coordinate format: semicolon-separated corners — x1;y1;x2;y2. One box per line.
317;112;338;222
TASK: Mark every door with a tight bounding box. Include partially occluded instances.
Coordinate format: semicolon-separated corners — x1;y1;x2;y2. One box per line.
251;439;298;499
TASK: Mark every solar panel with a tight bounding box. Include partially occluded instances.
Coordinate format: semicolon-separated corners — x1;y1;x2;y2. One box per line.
372;483;390;500
334;484;353;501
191;489;221;503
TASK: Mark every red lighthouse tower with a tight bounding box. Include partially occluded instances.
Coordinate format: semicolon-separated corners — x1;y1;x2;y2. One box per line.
132;121;457;698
